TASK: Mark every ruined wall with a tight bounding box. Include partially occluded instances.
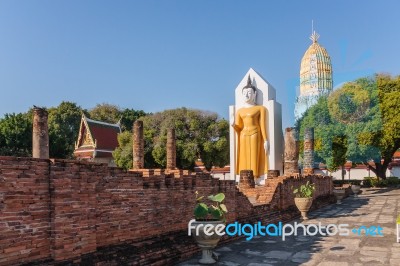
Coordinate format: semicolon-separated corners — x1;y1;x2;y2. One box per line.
0;157;333;265
0;157;51;265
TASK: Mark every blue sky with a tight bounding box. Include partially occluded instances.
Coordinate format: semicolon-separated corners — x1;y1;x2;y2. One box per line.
0;0;399;128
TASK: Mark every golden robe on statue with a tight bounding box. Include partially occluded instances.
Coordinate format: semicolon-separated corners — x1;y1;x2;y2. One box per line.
233;105;268;178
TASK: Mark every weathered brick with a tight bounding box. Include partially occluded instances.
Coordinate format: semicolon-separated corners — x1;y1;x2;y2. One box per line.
0;156;333;265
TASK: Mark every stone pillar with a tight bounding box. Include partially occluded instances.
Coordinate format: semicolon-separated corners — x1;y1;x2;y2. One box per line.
303;127;314;175
239;170;255;189
132;120;144;169
166;128;176;170
284;127;299;174
32;107;49;159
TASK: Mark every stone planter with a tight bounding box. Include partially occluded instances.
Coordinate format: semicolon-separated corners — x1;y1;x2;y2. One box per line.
333;189;346;204
294;197;313;220
351;185;361;197
190;220;224;264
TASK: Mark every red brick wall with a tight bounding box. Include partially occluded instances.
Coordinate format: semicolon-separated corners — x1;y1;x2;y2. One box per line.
0;157;333;265
0;157;51;265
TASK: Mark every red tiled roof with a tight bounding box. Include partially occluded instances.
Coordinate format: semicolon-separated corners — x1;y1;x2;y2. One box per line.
74;116;121;159
394;151;400;158
86;118;120;150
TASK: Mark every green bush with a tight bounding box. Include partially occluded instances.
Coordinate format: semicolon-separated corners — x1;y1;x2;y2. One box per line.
362;177;372;187
387;176;400;186
377;179;388;187
363;177;380;187
363;176;399;187
333;179;361;186
370;178;380;187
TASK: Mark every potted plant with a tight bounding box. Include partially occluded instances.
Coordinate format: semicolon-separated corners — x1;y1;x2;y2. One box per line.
293;181;315;220
333;187;346;204
189;191;228;264
350;181;361;197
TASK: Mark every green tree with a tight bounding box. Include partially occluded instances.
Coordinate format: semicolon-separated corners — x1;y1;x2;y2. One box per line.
112;131;133;170
48;102;85;158
119;108;148;131
113;108;229;170
89;103;121;123
297;75;400;179
88;103;147;130
0;112;32;156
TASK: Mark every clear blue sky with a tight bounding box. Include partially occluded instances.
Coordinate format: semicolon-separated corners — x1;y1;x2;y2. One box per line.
0;0;399;128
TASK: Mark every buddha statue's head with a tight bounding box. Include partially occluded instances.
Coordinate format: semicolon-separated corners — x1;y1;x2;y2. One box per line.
242;75;257;104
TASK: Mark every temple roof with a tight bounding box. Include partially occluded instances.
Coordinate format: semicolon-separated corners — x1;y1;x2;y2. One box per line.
74;115;121;158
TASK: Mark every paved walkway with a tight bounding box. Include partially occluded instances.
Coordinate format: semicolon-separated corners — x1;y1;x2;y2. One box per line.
180;188;400;266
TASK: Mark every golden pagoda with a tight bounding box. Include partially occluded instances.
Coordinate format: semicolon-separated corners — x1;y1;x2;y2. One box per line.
295;30;333;120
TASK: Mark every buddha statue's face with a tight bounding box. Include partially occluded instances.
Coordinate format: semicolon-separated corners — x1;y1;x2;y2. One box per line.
242;87;256;104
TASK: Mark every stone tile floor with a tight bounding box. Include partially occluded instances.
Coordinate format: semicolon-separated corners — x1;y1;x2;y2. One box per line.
179;188;400;266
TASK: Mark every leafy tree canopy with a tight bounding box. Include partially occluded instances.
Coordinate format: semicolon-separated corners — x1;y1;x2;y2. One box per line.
0;112;32;156
112;131;133;170
297;74;400;179
88;103;147;131
48;101;86;158
0;101;147;159
113;108;229;170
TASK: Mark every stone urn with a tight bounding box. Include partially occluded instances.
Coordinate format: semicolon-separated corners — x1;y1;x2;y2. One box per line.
333;189;346;204
190;220;224;264
294;197;313;220
351;185;361;197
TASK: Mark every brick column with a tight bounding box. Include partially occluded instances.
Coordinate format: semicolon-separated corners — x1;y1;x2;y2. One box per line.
303;127;314;175
284;127;299;174
166;128;176;170
32;107;49;159
132;120;144;169
239;170;255;189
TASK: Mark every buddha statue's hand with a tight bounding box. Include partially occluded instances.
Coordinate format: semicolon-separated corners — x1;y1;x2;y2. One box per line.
264;140;269;154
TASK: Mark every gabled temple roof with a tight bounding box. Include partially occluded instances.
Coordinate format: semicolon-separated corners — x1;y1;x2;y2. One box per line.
85;117;121;150
74;115;121;158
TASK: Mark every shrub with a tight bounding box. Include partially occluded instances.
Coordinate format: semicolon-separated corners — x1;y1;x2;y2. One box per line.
377;179;388;187
363;177;372;187
350;180;361;186
387;176;400;186
333;179;361;186
363;177;381;187
363;176;399;187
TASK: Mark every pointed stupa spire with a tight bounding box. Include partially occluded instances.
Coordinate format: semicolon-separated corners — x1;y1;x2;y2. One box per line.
310;31;320;43
309;20;319;43
295;25;333;120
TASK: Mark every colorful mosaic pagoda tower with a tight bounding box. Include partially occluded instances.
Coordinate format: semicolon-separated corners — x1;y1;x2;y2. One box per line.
295;30;333;120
